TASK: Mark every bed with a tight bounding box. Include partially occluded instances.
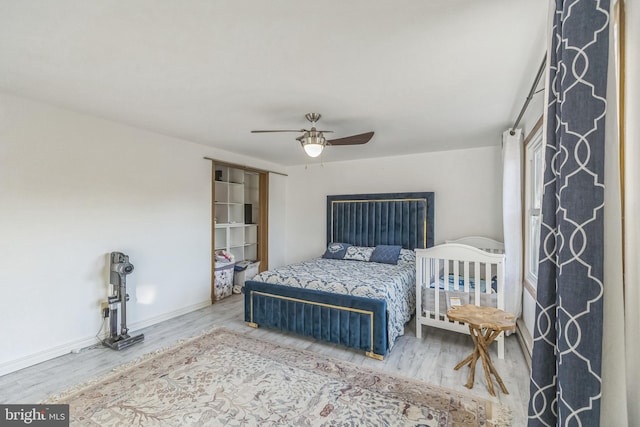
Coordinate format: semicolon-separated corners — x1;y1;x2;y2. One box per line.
415;236;507;359
244;192;435;360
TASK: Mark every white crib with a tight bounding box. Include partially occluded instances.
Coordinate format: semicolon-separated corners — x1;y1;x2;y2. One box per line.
415;236;507;359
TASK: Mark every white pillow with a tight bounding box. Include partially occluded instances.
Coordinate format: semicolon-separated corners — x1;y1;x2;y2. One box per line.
343;246;374;262
397;249;416;265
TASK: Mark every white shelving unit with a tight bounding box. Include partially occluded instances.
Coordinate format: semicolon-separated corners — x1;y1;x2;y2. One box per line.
213;165;259;263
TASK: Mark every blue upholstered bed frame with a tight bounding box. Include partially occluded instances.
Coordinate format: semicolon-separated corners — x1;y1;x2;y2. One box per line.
244;192;435;359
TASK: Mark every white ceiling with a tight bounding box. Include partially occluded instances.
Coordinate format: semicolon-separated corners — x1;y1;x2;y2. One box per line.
0;1;547;166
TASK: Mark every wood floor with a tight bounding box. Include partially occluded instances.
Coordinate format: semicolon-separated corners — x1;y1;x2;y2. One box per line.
0;295;531;425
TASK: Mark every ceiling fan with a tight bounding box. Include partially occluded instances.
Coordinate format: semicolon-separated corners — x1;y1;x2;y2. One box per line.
251;113;374;158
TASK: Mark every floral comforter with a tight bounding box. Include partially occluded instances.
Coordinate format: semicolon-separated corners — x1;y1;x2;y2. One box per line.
252;257;416;350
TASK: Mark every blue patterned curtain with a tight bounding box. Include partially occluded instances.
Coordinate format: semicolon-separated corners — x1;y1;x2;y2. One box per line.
528;1;609;426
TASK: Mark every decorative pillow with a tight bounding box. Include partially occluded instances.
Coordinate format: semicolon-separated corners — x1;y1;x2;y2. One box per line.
322;242;351;259
343;246;374;262
370;245;402;265
397;249;416;265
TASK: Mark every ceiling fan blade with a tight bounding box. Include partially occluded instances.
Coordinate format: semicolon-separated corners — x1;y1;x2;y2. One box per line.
326;132;374;146
251;129;307;133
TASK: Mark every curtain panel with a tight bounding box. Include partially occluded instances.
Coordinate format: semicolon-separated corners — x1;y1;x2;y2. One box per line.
622;3;640;426
528;1;610;426
502;129;523;319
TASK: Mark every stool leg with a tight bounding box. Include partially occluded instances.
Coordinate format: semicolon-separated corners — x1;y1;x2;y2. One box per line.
454;353;474;371
454;324;477;371
479;329;510;395
484;330;510;394
463;326;481;390
476;329;496;396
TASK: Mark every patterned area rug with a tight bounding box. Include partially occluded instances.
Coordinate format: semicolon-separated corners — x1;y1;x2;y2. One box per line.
47;328;511;426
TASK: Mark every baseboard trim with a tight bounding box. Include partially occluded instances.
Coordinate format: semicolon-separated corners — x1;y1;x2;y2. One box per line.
0;300;211;377
0;336;99;378
128;301;211;332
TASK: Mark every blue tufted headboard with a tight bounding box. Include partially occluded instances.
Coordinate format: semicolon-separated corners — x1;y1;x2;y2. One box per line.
326;192;435;250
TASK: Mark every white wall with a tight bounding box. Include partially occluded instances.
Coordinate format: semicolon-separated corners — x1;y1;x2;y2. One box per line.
268;173;287;268
283;146;503;264
0;91;508;374
0;92;285;375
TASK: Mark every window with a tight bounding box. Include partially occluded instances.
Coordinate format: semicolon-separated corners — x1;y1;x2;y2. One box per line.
524;120;544;292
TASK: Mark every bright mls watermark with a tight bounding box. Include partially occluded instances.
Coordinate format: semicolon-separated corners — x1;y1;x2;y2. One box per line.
1;405;69;426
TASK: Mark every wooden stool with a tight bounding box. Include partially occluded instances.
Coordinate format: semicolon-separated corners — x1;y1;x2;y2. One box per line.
446;304;516;396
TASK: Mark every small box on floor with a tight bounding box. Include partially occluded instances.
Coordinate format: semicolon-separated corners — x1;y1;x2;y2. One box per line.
214;261;235;301
233;261;260;293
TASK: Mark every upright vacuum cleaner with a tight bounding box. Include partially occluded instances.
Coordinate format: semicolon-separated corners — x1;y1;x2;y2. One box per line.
103;251;144;350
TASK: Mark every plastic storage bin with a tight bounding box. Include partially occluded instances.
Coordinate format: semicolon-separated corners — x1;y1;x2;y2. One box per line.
214;261;235;301
233;261;260;293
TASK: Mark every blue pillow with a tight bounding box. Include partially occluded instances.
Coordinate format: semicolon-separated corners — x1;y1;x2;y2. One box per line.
322;242;351;259
370;245;402;265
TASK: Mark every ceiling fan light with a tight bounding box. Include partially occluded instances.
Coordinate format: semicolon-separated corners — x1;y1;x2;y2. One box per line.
303;142;324;157
302;134;326;157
